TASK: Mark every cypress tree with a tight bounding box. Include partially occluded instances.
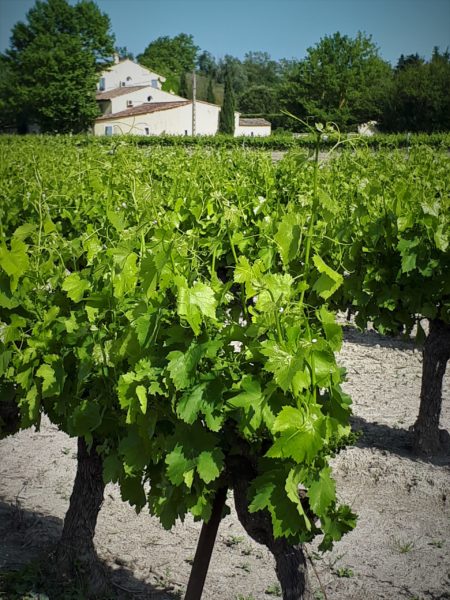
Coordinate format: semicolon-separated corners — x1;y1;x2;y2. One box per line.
206;77;216;104
179;71;189;98
219;69;235;134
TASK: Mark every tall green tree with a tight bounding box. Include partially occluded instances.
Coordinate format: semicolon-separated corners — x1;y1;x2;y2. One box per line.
217;55;248;94
206;77;216;104
197;50;217;77
383;48;450;132
179;71;189;98
280;32;392;129
137;33;199;93
1;0;114;133
219;68;235;134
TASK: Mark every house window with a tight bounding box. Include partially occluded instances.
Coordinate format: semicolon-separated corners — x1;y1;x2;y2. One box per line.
126;76;132;82
147;96;153;102
145;127;150;135
99;77;105;91
184;130;188;136
105;126;113;136
151;79;158;88
120;81;126;87
126;100;133;107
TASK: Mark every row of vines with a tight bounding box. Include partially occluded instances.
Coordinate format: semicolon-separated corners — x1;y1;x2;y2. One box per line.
0;135;448;599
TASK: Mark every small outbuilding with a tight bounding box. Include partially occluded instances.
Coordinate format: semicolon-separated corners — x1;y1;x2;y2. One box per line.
235;117;271;137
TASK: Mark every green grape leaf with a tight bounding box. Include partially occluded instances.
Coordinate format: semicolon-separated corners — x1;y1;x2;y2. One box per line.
0;239;29;292
177;383;207;424
177;280;217;335
62;273;90;302
307;466;336;515
196;448;224;483
166;444;195;486
69;400;101;436
312;255;343;300
274;213;303;265
266;406;324;464
113;252;138;298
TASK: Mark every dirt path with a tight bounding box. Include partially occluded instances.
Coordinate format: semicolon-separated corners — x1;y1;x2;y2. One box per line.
1;327;449;600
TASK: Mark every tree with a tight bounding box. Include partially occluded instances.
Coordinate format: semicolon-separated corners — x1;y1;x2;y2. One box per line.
219;68;235;134
197;50;217;77
206;77;216;104
115;45;134;60
280;32;392;129
137;33;198;80
216;55;248;94
243;51;280;87
383;48;450;132
238;85;278;114
179;71;189;98
0;0;114;133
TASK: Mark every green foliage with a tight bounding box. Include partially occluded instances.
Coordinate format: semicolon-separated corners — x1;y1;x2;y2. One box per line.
206;77;216;104
280;32;392;129
383;48;450;132
1;0;115;133
3;134;447;561
179;71;189;99
219;68;236;134
0;135;356;553
320;146;450;333
238;85;278;114
137;33;199;87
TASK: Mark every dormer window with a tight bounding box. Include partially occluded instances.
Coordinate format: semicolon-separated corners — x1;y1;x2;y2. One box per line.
147;96;153;102
151;79;158;88
126;76;132;83
126;100;133;107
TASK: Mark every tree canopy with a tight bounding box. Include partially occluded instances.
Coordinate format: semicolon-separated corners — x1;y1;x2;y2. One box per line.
1;0;114;133
383;48;450;132
137;33;198;93
279;32;392;129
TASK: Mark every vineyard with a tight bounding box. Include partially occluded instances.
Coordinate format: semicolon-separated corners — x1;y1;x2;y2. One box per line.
0;134;449;600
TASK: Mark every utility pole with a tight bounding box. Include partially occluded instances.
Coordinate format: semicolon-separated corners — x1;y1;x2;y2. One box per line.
192;69;196;136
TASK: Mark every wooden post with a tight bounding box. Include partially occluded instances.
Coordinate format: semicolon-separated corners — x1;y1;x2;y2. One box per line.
184;486;227;600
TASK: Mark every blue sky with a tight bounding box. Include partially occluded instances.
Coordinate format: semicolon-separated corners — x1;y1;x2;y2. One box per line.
1;0;449;65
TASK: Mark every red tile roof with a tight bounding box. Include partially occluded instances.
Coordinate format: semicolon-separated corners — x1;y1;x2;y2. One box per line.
96;85;151;100
95;101;191;121
239;117;271;127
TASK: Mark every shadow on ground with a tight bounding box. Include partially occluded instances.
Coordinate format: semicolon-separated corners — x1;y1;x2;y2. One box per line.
351;415;450;468
0;500;179;599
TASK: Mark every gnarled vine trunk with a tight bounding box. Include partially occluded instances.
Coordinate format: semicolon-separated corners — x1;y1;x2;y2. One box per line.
413;319;450;455
230;455;312;600
52;436;109;598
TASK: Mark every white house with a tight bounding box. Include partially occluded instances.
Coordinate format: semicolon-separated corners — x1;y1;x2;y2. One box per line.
236;117;272;137
97;56;165;92
94;100;221;136
96;85;185;116
94;58;271;137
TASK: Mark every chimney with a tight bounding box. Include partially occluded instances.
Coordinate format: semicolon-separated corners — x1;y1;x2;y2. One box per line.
113;53;120;65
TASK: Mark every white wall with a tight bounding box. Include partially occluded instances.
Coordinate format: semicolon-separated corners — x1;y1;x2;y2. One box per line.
98;59;165;92
235;124;271;137
94;102;221;136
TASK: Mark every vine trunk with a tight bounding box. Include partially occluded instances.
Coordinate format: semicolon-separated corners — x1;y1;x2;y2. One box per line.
52;436;109;597
413;319;450;455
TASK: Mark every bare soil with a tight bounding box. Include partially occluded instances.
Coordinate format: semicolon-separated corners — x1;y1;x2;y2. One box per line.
1;326;449;600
